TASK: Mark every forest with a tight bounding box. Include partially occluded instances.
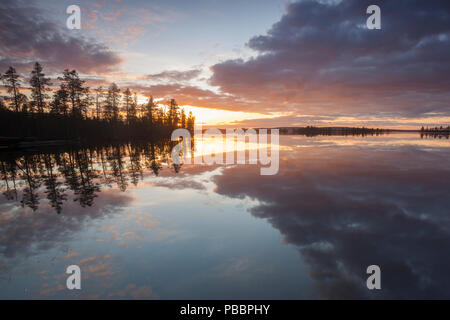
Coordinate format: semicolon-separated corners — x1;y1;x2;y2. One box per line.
0;63;195;143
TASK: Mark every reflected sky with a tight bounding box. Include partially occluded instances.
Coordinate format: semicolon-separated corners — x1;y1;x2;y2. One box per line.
1;133;450;299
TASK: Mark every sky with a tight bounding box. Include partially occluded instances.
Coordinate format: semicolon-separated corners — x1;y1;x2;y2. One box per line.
0;0;449;128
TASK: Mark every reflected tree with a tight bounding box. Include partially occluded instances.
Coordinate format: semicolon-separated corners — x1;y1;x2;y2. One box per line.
18;155;41;211
0;138;182;212
43;153;67;213
109;145;128;192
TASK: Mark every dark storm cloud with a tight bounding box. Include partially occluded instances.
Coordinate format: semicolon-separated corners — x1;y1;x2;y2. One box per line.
210;0;450;117
212;145;450;299
0;0;122;74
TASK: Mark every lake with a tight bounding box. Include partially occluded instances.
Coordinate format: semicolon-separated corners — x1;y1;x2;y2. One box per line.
1;133;449;299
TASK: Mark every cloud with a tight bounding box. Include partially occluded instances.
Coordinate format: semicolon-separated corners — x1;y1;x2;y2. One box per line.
129;83;262;111
64;252;80;259
85;2;178;47
210;0;450;118
108;283;159;299
152;178;206;191
0;0;122;74
144;69;202;82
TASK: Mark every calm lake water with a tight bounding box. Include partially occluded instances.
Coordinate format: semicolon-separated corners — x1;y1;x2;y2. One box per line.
1;133;449;299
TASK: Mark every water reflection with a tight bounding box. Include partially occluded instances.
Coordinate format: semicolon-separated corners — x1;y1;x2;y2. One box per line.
0;140;179;213
212;135;450;299
1;133;450;299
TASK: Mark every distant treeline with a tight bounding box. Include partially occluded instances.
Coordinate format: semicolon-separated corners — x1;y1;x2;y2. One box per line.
420;126;450;133
420;126;450;139
277;126;387;136
0;63;195;141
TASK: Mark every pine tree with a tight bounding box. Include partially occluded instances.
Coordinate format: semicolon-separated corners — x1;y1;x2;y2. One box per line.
58;69;88;117
0;98;6;111
123;88;132;123
17;93;28;113
145;96;156;124
186;111;195;133
168;99;179;127
181;108;186;128
30;62;52;113
105;83;120;121
2;66;21;112
50;88;69;115
128;92;137;123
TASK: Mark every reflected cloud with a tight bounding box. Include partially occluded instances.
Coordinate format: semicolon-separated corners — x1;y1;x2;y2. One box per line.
212;143;450;299
0;188;133;260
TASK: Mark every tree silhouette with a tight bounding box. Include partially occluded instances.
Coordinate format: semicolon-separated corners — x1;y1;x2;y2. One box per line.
43;153;67;213
168;98;179;128
17;93;28;113
123;88;132;124
94;86;104;119
1;160;17;201
129;92;138;123
109;145;128;192
59;151;82;199
181;108;186;128
127;144;143;186
144;96;155;124
186;111;195;133
73;149;100;207
30;62;52;113
105;83;120;121
2;66;21;112
19;155;41;211
58;69;88;118
98;146;113;187
50;88;69;116
145;141;162;176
